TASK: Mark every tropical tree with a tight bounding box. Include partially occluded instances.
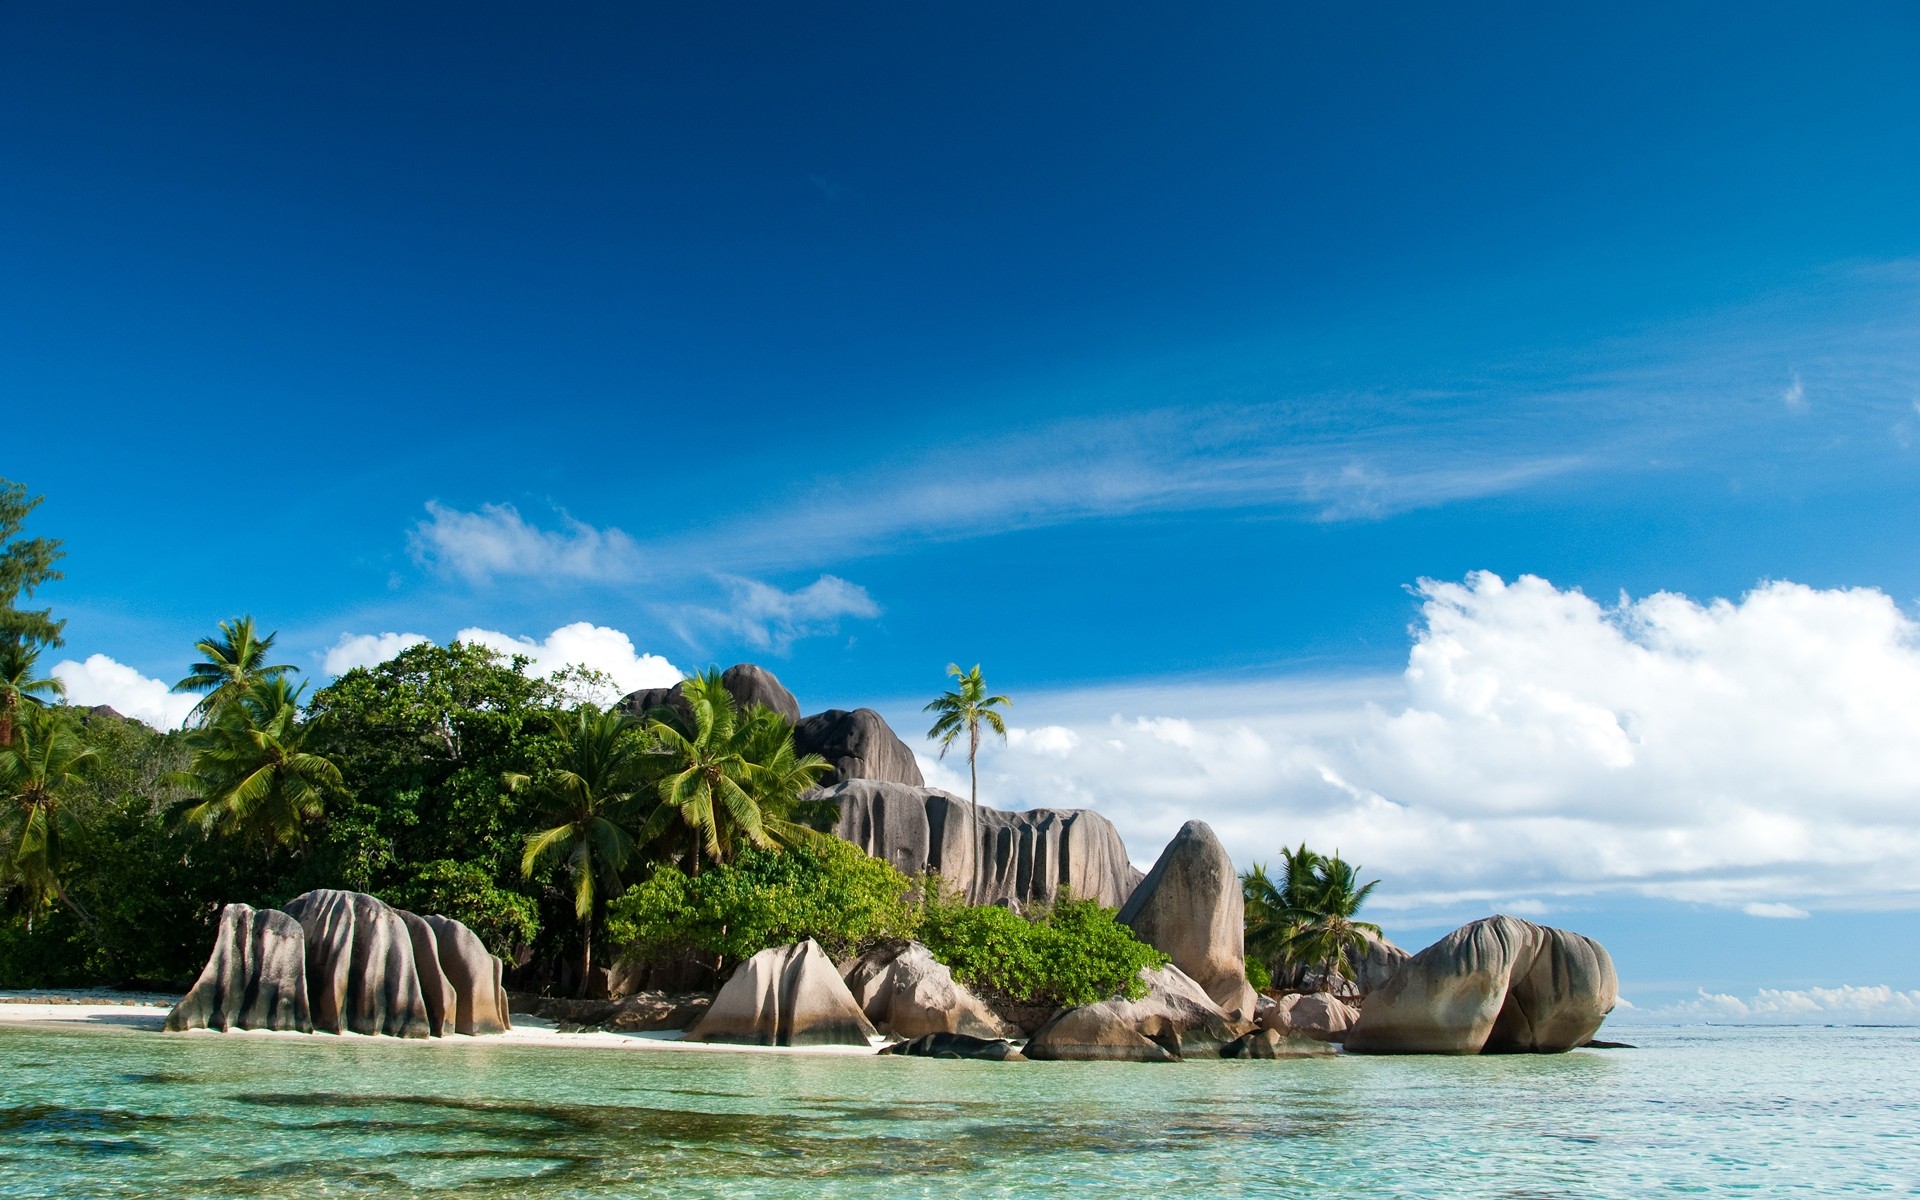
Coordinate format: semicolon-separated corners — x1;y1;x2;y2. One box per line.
172;676;341;850
172;616;295;724
923;662;1010;805
0;706;97;932
638;672;829;872
508;706;652;991
0;478;66;651
0;638;64;749
1243;844;1383;994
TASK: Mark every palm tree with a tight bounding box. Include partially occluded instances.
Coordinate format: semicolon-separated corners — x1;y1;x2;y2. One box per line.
172;677;340;849
0;706;97;932
1244;844;1382;995
923;663;1010;805
0;638;64;749
172;616;295;725
508;706;652;992
638;672;828;872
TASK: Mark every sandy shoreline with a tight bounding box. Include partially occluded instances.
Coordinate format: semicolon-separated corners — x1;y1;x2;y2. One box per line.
0;992;891;1055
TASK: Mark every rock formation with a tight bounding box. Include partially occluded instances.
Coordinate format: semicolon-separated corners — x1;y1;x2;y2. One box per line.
167;890;512;1039
881;1032;1026;1061
687;939;879;1048
1344;915;1618;1055
1118;820;1256;1019
829;779;1141;908
795;709;925;787
1221;1028;1335;1059
842;941;1019;1040
1261;992;1360;1043
166;904;312;1033
1023;965;1247;1062
719;664;802;723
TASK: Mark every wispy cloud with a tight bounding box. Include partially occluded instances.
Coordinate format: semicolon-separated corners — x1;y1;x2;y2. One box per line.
408;501;643;585
1626;984;1920;1025
674;574;881;654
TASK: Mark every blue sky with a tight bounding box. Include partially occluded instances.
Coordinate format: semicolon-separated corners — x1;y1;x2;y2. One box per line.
7;1;1920;1018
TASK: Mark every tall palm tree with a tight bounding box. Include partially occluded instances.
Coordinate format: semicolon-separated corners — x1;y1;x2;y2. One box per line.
172;616;295;725
0;638;64;749
1244;844;1382;995
923;663;1010;805
508;706;652;992
0;706;97;932
638;672;828;871
172;676;340;849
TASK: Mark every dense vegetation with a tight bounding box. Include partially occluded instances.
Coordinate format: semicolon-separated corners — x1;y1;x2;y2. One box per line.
0;478;1173;1009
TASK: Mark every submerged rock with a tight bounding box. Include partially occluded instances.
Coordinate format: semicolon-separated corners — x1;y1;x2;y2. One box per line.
283;889;433;1038
882;1032;1026;1060
687;939;878;1048
829;779;1141;908
166;904;312;1033
1023;965;1247;1062
842;941;1019;1040
1118;821;1256;1020
1221;1028;1335;1059
1262;993;1360;1043
1344;915;1618;1055
795;709;925;788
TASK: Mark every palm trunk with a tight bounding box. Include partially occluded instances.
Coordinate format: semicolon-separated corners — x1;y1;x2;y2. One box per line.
577;922;594;999
968;720;979;804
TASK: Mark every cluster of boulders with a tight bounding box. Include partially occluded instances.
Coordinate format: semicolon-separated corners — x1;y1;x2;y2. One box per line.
165;889;511;1038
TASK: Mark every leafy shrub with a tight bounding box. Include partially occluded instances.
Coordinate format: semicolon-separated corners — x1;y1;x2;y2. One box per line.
917;885;1168;1008
1245;956;1272;992
383;859;540;957
606;836;919;970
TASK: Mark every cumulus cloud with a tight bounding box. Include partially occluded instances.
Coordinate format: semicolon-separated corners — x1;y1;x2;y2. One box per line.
455;622;684;700
50;655;198;730
322;631;431;676
409;501;642;585
1631;984;1920;1025
678;575;880;653
916;572;1920;918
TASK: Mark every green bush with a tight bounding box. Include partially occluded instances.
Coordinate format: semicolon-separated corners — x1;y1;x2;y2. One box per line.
917;886;1168;1008
606;836;919;969
1245;956;1272;992
382;859;540;958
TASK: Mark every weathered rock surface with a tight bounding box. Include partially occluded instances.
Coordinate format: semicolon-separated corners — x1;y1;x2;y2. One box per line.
283;889;433;1038
401;910;454;1037
829;779;1142;908
842;941;1019;1040
1270;929;1410;997
619;663;803;727
166;904;312;1033
425;915;512;1035
795;709;925;787
1118;821;1256;1020
881;1032;1026;1061
1344;915;1618;1055
687;940;878;1048
1023;965;1246;1062
1221;1028;1336;1059
1261;992;1360;1043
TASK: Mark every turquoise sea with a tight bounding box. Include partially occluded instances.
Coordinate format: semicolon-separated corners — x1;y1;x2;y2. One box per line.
0;1021;1913;1197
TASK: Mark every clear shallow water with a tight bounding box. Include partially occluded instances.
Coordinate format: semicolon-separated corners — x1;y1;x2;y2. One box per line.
0;1022;1914;1197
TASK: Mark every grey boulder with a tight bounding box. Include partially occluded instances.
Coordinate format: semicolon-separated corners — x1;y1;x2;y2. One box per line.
166;904;312;1033
842;941;1019;1040
424;914;512;1035
1261;992;1360;1043
687;939;879;1048
795;709;925;787
619;663;802;727
283;889;433;1038
1119;820;1256;1020
829;779;1141;908
882;1032;1026;1061
1023;965;1247;1062
1344;915;1618;1055
1221;1028;1336;1059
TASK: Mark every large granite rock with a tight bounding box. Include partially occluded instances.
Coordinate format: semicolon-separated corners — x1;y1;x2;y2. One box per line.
283;889;433;1039
687;939;878;1048
1344;915;1618;1055
829;779;1142;908
719;664;801;723
842;941;1019;1040
166;904;312;1033
400;910;454;1037
1023;965;1246;1062
424;915;512;1035
1118;821;1255;1020
795;709;925;787
1262;992;1360;1043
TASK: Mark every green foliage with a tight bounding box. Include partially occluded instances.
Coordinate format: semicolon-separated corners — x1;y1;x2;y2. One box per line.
917;884;1168;1008
172;677;342;850
0;706;97;926
607;837;918;969
1243;843;1382;992
0;478;65;649
923;663;1010;803
172;616;295;726
383;859;539;958
1245;956;1272;992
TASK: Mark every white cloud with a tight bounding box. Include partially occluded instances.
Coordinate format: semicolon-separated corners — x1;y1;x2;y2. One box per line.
322;631;431;676
409;501;642;585
50;655;199;730
1782;371;1807;410
1006;725;1081;757
455;622;684;700
1743;902;1811;919
900;572;1920;917
1631;984;1920;1025
678;575;880;652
